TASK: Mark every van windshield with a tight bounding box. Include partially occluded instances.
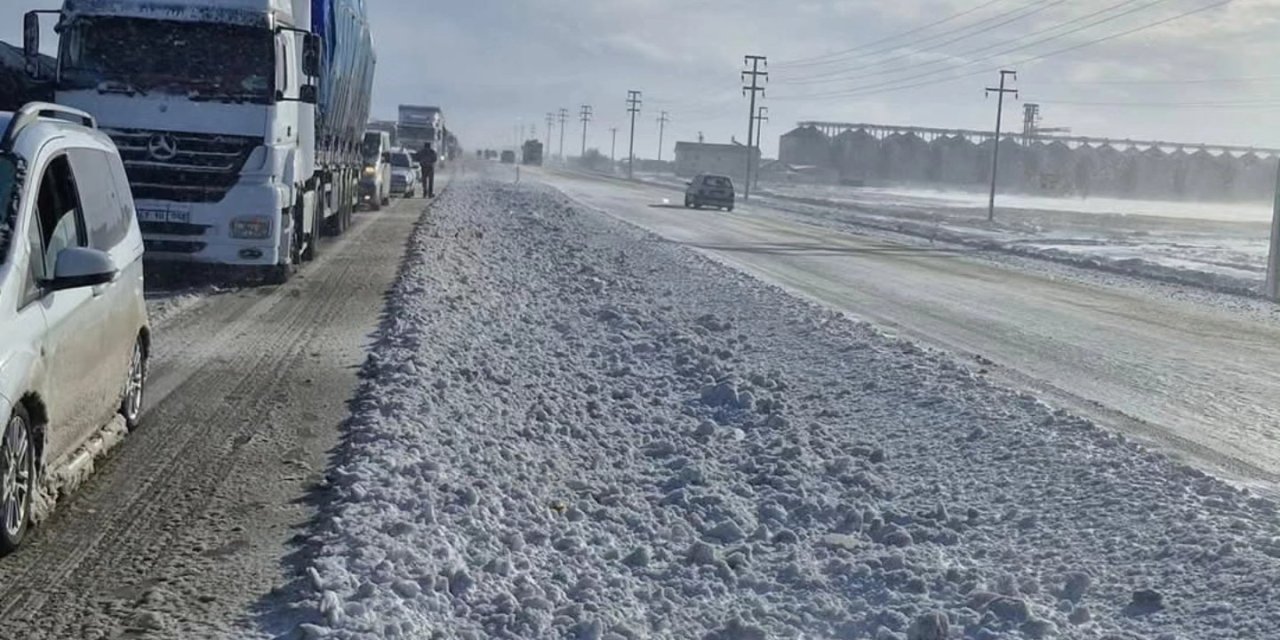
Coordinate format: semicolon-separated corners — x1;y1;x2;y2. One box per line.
362;133;383;163
0;155;15;264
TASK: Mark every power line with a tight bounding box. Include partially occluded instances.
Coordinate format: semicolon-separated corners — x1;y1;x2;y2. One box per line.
985;70;1018;222
753;106;769;190
775;0;1017;68
626;90;642;179
773;0;1231;102
656;111;670;162
742;55;768;202
779;0;1161;87
778;0;1071;84
1023;73;1280;86
579;104;593;157
545;112;555;158
557;108;569;160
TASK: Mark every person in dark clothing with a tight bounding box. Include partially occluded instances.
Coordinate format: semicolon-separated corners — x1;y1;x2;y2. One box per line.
419;142;439;198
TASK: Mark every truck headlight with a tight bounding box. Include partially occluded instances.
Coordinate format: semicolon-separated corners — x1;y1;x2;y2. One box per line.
230;215;272;239
364;166;377;176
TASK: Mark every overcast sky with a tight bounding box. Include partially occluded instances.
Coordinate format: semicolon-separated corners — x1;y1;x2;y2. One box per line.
4;0;1277;157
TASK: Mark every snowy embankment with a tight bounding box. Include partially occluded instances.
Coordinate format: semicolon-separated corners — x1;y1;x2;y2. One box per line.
279;175;1280;639
632;171;1270;297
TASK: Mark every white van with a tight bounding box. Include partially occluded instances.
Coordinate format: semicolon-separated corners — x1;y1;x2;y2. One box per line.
360;131;392;210
0;103;149;552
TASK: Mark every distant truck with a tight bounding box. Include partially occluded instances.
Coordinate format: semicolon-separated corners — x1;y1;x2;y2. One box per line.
398;105;444;167
522;140;543;166
25;0;377;282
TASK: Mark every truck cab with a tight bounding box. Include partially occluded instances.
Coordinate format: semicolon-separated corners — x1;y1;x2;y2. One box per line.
26;0;375;283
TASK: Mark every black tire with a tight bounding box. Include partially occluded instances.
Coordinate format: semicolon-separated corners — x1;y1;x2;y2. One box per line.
120;337;147;429
727;206;734;212
265;264;292;285
693;203;703;210
304;193;324;260
0;404;35;554
381;195;390;206
684;197;691;208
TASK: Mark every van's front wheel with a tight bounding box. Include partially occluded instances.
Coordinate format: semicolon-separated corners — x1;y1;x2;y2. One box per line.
0;405;35;555
121;338;147;429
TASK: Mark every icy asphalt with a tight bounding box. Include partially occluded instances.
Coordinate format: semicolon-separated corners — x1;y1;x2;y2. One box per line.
545;170;1280;495
266;171;1280;640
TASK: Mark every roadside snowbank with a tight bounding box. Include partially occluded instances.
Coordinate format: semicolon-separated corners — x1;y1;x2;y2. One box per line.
279;175;1280;640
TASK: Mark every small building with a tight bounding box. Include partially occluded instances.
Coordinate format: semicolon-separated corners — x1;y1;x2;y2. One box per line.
674;142;760;186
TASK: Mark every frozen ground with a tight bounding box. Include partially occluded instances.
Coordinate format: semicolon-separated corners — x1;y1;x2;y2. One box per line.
636;172;1273;296
267;175;1280;640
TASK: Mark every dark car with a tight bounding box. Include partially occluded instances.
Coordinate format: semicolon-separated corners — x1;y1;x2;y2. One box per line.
684;174;735;211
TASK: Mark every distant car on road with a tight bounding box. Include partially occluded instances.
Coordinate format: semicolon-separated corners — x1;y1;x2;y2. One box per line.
387;149;419;198
500;150;516;164
0;103;150;552
684;174;735;211
360;131;392;210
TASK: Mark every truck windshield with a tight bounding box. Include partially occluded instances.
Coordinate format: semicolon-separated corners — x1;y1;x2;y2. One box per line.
59;17;274;104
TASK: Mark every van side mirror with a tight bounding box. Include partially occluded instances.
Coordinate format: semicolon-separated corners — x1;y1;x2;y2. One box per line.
23;12;41;79
302;34;321;77
49;247;116;291
298;84;318;105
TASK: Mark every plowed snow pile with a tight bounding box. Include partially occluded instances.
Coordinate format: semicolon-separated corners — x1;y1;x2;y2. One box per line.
277;175;1280;639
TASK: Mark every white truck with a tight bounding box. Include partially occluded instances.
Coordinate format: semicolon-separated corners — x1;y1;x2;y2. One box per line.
397;105;444;169
24;0;376;283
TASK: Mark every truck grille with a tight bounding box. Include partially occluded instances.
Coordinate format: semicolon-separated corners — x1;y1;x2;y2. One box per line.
104;128;260;204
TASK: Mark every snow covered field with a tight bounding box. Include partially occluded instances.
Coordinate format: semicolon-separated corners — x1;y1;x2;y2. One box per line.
636;172;1273;296
273;175;1280;639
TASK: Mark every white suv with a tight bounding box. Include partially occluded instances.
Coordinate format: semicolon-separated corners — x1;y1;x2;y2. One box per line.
0;103;150;553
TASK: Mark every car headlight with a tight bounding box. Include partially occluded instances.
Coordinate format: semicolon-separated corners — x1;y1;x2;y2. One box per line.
364;166;377;176
230;215;272;240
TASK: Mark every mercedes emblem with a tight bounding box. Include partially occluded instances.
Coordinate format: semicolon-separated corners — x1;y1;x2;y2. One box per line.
147;134;179;161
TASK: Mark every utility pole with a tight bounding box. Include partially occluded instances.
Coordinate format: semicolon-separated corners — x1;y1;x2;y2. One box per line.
753;106;769;190
610;127;618;169
656;111;670;162
626;90;642;179
1267;159;1280;300
985;69;1017;222
557;108;569;161
545;112;555;159
579;105;593;157
742;55;768;201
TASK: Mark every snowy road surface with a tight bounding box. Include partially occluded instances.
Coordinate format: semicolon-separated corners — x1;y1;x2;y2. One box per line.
542;170;1280;492
277;174;1280;640
0;192;434;638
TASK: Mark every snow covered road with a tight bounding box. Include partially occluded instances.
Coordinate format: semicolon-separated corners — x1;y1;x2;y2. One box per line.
540;170;1280;493
277;174;1280;640
0;192;435;639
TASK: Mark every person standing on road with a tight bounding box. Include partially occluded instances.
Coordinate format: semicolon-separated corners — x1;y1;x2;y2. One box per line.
420;142;439;198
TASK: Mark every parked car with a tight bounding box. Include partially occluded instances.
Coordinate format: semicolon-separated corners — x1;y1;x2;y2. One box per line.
684;174;736;211
0;103;150;552
387;149;419;198
360;131;392;210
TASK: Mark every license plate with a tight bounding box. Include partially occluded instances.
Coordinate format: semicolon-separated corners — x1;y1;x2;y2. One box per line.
137;208;190;224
